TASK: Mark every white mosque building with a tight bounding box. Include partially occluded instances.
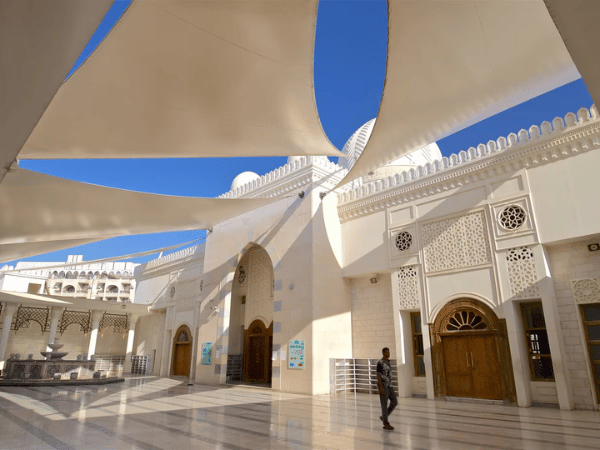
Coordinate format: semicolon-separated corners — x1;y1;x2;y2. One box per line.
130;107;600;411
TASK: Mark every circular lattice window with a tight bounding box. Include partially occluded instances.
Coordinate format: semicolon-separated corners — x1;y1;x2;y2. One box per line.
395;231;413;251
170;286;176;298
498;205;527;231
446;310;487;331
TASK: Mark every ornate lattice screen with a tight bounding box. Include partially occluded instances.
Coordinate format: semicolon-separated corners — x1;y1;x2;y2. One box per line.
398;266;420;310
421;211;491;273
506;247;539;299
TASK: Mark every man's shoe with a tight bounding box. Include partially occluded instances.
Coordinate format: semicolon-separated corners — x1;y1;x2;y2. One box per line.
383;423;394;430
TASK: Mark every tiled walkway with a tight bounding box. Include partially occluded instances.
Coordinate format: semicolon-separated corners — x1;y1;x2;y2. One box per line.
0;376;599;449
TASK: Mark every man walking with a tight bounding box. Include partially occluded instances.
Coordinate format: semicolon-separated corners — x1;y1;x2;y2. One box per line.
377;347;398;431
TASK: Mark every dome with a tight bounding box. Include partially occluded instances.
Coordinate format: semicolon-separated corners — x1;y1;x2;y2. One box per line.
231;171;260;191
338;118;442;171
338;119;376;170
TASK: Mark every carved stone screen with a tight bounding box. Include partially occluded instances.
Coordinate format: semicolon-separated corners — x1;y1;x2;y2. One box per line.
421;211;491;273
398;265;419;310
506;247;539;299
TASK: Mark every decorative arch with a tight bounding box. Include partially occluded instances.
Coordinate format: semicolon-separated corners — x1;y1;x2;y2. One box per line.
171;324;192;377
429;298;516;404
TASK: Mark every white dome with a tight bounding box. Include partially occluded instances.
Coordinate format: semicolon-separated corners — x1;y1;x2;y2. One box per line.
338;118;442;171
231;171;260;191
338;119;376;170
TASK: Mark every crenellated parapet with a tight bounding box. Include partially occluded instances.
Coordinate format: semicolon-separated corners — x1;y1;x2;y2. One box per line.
337;105;600;221
218;156;346;199
144;243;205;270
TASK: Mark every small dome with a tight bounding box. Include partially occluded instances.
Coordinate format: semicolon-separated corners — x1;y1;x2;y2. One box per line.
339;118;442;171
231;171;260;191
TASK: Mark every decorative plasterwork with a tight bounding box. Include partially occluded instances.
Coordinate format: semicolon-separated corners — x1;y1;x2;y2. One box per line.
218;156;348;199
338;107;600;222
571;278;600;304
176;278;200;309
421;211;491;273
490;196;535;240
506;247;539;299
397;265;420;310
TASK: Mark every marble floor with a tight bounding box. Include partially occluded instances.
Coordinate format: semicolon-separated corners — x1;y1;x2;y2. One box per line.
0;376;599;450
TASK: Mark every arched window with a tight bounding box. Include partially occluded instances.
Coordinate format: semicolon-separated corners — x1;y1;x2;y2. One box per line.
63;285;75;293
107;285;119;294
58;271;65;278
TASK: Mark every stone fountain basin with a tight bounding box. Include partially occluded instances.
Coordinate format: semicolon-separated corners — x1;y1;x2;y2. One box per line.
40;351;68;359
47;343;64;351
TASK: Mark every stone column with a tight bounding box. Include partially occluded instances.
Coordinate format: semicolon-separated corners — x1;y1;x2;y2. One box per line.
87;310;103;359
123;314;139;373
0;303;19;371
46;307;65;352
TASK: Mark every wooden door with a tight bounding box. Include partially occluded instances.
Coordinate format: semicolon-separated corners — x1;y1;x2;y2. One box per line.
442;334;502;400
443;335;472;397
173;344;191;376
470;334;503;400
172;326;192;376
243;320;272;384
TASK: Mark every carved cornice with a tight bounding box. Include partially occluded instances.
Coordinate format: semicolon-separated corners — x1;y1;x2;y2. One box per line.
338;107;600;222
218;156;347;199
138;244;204;279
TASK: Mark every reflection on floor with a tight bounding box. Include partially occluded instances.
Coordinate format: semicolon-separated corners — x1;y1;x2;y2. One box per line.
0;376;599;450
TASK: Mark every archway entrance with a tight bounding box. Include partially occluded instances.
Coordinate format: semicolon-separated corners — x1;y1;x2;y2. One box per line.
430;299;516;404
243;319;272;384
172;325;192;377
227;244;274;386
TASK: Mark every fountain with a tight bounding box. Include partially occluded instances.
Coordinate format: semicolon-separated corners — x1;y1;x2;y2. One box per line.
1;338;121;385
40;338;69;360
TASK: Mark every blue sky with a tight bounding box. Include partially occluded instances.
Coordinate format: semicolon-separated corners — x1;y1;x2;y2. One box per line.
8;0;593;266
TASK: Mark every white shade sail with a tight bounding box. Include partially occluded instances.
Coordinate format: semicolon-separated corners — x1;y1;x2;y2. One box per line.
544;0;600;108
0;168;278;262
0;0;113;183
338;0;580;186
19;0;341;160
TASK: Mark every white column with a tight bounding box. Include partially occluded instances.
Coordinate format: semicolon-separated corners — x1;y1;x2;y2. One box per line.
46;307;65;352
188;305;199;384
535;246;574;410
0;303;19;371
123;314;139;373
87;310;103;360
503;301;533;407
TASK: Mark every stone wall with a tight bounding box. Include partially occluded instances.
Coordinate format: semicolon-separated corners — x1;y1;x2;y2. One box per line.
350;274;397;359
546;236;600;409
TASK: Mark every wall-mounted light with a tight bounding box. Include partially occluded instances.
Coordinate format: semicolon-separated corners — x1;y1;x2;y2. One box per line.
298;191;305;198
370;275;379;284
588;243;599;252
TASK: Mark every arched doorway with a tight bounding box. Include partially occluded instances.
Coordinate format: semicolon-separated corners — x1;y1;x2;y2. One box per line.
243;319;272;384
228;244;274;385
172;325;192;377
430;298;516;404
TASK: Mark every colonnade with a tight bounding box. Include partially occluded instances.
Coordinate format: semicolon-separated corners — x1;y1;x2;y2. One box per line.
0;302;138;374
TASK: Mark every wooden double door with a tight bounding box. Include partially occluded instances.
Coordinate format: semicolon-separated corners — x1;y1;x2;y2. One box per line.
442;333;503;400
243;320;272;384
